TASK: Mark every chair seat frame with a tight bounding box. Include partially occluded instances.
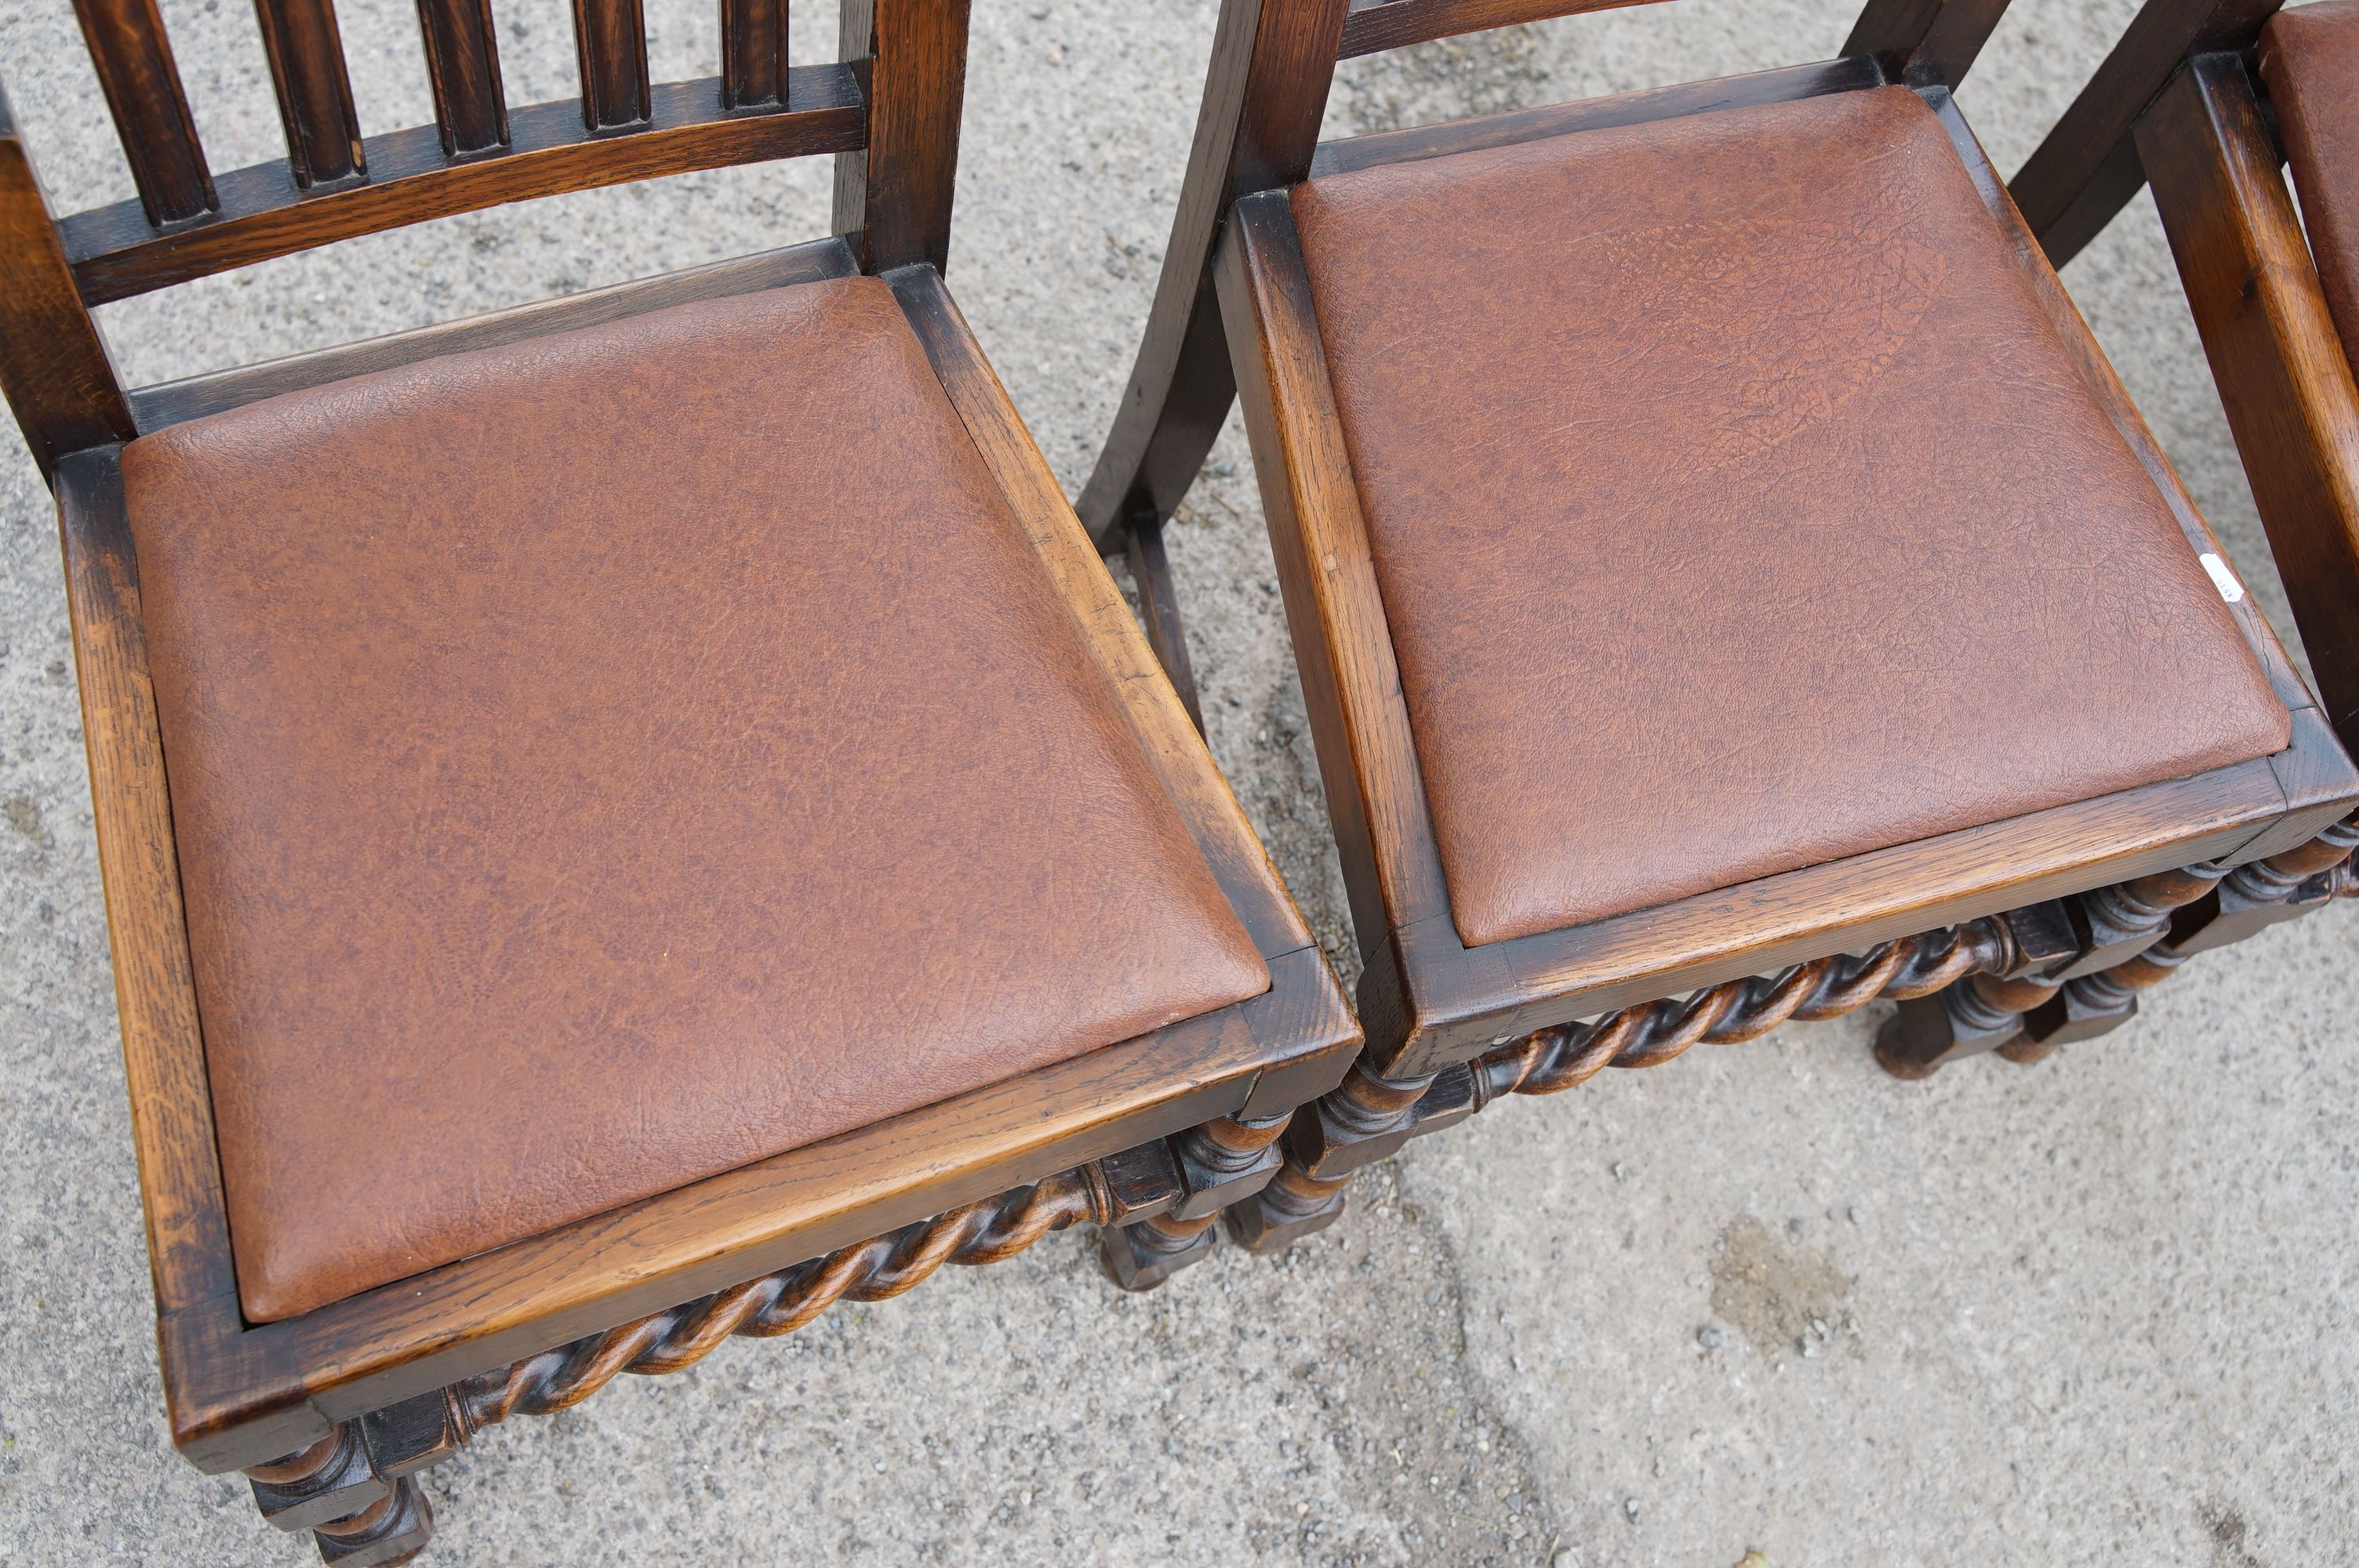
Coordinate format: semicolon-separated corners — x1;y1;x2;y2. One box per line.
1;1;1359;1561
1074;0;2359;1252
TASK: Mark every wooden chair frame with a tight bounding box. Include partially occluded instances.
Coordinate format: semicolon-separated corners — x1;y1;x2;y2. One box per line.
0;2;1358;1561
1084;0;2359;1255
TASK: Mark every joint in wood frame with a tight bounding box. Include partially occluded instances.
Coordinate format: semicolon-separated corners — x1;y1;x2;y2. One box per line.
1165;1109;1289;1220
311;1473;434;1566
244;1422;387;1534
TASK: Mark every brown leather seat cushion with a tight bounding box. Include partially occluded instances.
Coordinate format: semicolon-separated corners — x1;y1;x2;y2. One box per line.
2265;2;2359;364
1292;85;2289;948
122;278;1269;1323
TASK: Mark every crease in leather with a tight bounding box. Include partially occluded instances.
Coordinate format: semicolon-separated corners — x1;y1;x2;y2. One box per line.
1290;85;2291;949
120;276;1270;1323
2263;2;2359;368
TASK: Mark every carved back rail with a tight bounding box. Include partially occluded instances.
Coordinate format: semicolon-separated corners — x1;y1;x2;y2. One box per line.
1075;0;2022;549
2;0;975;478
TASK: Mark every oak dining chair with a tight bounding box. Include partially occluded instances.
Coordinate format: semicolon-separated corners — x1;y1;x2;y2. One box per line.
0;0;1358;1560
2016;0;2359;909
1085;0;2359;1257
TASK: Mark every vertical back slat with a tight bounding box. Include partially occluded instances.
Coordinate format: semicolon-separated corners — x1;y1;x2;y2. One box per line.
417;0;508;154
0;86;135;479
71;0;217;225
722;0;789;109
832;0;969;273
253;0;367;185
572;0;653;129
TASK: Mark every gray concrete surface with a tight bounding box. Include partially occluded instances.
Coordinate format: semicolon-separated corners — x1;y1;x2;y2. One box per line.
2;1;2355;1563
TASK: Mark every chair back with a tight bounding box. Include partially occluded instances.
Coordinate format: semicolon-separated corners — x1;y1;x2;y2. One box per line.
0;0;974;478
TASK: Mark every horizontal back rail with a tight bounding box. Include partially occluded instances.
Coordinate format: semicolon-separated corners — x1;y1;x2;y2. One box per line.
59;69;863;304
1336;0;1661;60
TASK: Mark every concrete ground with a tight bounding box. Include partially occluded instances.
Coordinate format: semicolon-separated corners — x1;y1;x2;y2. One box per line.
2;0;2355;1563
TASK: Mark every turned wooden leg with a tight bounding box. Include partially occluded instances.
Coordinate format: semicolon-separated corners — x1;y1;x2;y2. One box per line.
1224;1157;1351;1252
1100;1111;1291;1290
242;1399;460;1565
311;1474;434;1566
1870;901;2079;1076
245;1423;387;1535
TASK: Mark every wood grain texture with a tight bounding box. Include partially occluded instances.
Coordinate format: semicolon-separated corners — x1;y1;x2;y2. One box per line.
416;0;507;155
722;0;790;109
53;454;242;1322
1216;192;1452;974
60;68;864;303
0;91;134;477
1075;0;1353;549
70;0;216;223
1309;54;1885;176
1842;0;2012;87
832;0;969;273
1336;0;1660;60
2010;0;2281;268
572;0;652;129
2140;54;2359;746
253;0;366;186
129;237;857;427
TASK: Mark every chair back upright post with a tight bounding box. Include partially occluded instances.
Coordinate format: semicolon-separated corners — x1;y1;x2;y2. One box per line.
2011;0;2282;270
0;0;976;484
1077;0;2016;557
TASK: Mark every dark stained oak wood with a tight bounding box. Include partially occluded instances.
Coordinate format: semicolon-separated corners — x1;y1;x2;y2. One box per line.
1310;55;1887;177
70;0;216;225
2010;0;2281;269
1125;509;1206;735
253;0;367;187
0;90;135;477
572;0;653;129
7;0;1365;1544
1336;0;1659;60
832;0;970;274
1843;0;2013;87
53;453;242;1320
2139;54;2359;746
416;0;508;156
1075;0;1353;550
722;0;791;109
60;69;864;304
130;236;858;428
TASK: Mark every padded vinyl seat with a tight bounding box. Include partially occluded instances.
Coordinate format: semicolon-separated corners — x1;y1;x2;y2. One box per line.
121;278;1270;1323
2263;1;2359;364
1290;85;2291;948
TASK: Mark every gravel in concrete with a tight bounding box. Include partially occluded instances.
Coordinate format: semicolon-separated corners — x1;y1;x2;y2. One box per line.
2;1;2355;1563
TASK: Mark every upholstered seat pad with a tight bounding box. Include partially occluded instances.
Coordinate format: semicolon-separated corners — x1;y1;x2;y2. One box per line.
2265;1;2359;364
122;278;1270;1323
1290;85;2289;948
